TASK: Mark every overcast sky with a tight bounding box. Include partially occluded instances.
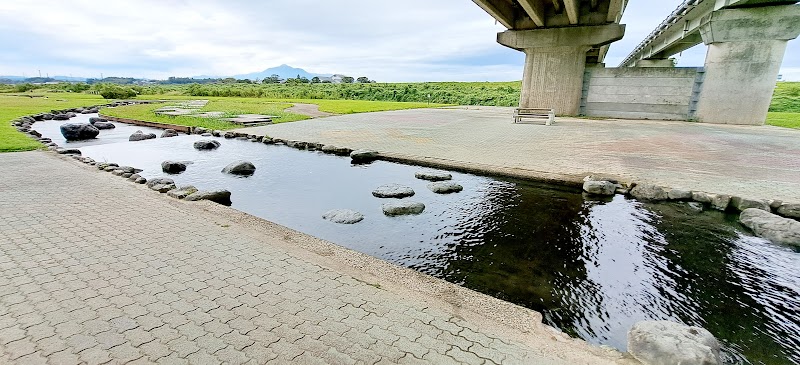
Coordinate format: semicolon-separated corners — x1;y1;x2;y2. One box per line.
0;0;797;81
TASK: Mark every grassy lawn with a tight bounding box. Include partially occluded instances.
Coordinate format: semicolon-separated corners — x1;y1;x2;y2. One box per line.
766;112;800;129
136;94;446;114
0;93;108;152
101;99;309;131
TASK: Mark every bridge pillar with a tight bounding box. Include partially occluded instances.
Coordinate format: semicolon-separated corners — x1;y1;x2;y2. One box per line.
634;59;674;68
498;25;625;116
696;5;800;125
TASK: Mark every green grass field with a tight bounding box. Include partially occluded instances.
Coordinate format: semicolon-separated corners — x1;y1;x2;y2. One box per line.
0;93;108;152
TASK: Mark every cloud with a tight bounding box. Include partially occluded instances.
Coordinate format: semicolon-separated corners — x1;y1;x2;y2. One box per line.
0;0;797;81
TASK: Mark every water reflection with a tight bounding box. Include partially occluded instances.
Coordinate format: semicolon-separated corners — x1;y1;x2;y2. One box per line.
33;118;800;364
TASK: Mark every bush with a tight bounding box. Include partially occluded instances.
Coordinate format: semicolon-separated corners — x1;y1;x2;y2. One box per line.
97;84;138;99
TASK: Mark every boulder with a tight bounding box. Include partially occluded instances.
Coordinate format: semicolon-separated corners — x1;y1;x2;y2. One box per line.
184;190;232;205
128;174;141;181
415;171;453;182
372;184;415;199
193;127;208;135
687;202;705;213
322;209;364;224
134;177;147;184
582;181;616;196
161;161;187;174
167;186;199;200
428;182;464;194
93;122;115;130
146;178;177;193
350;149;379;163
193;140;221;150
740;208;800;246
60;123;100;141
776;203;800;219
161;129;179;138
223;131;236;139
630;184;668;201
88;117;107;124
222;161;256;176
628;321;721;365
53;114;70;121
382;201;426;216
55;148;81;155
212;130;222;137
129;130;157;142
730;197;770;212
667;188;692;201
41;113;54;120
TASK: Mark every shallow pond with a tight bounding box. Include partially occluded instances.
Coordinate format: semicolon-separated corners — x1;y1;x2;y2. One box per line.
35;117;800;364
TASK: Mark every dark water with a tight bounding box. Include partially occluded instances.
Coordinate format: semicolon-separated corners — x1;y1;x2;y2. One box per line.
35;117;800;364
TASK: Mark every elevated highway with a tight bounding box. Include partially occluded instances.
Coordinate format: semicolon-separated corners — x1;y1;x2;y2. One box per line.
472;0;629;114
473;0;800;125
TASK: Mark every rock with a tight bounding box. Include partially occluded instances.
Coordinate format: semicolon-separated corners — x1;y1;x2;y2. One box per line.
628;321;721;365
372;184;415;199
322;209;364;224
202;133;213;137
161;129;179;138
129;130;157;142
667;188;692;201
93;122;115;130
415;171;453;182
262;137;274;144
167;186;199;199
730;197;770;212
53;114;70;121
28;130;42;138
193;140;221;150
88;117;107;124
428;182;464;194
582;181;616;196
740;208;800;246
112;170;126;176
134;177;147;184
691;192;712;204
116;166;136;173
66;112;77;118
776;203;800;219
350;149;379;163
184;190;232;205
222;161;256;176
41;113;54;120
695;193;730;211
97;162;118;170
223;131;236;139
382;201;426;216
630;183;668;201
146;178;176;193
212;130;222;137
55;148;81;155
193;127;208;135
687;202;705;213
128;174;141;181
161;161;187;174
769;200;783;211
60;123;100;141
80;157;94;164
121;173;132;178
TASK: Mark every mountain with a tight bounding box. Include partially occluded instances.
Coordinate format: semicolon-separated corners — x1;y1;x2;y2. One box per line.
0;75;86;82
231;64;330;81
0;76;26;81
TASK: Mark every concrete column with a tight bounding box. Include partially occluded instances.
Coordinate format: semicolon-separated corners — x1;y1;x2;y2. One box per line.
695;5;800;125
498;25;625;116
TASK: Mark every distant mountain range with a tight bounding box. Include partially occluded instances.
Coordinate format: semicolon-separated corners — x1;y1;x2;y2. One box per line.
1;65;336;83
195;64;332;81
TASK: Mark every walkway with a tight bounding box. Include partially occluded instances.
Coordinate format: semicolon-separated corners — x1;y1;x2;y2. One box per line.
240;107;800;202
285;103;334;118
0;151;631;364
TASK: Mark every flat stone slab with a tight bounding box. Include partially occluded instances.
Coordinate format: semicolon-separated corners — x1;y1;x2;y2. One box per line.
428;181;463;194
372;184;415;198
322;209;364;224
382;201;425;216
415;171;452;181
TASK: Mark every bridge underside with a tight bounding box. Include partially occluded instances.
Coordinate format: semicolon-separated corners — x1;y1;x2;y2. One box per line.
473;0;628;115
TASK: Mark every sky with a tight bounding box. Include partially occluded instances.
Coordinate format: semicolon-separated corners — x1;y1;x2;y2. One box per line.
0;0;797;82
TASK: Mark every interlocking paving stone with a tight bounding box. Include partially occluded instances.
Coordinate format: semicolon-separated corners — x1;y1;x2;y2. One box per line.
0;151;629;364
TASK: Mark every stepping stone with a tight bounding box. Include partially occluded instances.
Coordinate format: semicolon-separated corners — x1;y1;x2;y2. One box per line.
372;184;415;198
415;171;452;181
322;209;364;224
382;201;425;216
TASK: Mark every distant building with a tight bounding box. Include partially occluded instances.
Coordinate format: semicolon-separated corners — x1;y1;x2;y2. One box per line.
777;74;783;81
330;74;348;84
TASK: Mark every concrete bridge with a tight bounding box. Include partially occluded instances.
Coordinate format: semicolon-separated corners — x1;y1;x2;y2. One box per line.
473;0;800;125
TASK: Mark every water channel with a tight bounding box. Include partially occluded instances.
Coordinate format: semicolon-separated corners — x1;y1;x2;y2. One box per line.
35;115;800;364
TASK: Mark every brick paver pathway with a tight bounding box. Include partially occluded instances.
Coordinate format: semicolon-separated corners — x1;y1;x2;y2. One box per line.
241;107;800;203
0;152;628;364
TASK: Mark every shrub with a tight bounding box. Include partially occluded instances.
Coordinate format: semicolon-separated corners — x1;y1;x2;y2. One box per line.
97;84;138;99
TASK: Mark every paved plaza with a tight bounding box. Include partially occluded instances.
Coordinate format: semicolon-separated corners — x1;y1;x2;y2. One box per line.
244;107;800;203
0;152;632;364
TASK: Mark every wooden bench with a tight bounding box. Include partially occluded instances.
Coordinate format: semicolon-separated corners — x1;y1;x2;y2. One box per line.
513;108;555;125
